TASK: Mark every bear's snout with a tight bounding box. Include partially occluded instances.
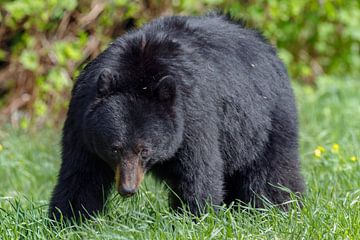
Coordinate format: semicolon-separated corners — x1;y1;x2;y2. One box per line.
115;155;144;197
118;184;137;197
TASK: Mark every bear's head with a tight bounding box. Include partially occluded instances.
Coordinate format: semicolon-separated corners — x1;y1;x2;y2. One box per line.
82;34;187;197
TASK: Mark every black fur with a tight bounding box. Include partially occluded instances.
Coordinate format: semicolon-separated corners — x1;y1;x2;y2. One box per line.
49;14;305;220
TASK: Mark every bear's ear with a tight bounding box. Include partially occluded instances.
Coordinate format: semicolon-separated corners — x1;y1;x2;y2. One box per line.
97;69;118;97
155;76;176;102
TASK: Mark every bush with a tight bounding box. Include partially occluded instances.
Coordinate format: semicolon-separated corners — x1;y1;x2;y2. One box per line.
223;0;360;83
0;0;359;127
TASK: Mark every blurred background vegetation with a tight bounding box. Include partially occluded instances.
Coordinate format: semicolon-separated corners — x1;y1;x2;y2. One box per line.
0;0;359;128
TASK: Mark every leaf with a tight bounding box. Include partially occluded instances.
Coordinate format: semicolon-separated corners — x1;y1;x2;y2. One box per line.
19;50;39;71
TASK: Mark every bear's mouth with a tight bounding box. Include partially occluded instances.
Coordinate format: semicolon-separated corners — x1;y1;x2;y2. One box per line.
115;156;144;197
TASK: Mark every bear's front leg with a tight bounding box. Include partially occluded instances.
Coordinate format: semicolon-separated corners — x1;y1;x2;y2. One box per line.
49;146;114;221
167;134;224;215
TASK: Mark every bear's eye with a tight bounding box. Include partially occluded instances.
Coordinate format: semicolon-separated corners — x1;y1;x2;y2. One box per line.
140;148;150;158
111;145;122;154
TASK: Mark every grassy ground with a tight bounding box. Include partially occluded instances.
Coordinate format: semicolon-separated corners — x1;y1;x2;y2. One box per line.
0;76;359;239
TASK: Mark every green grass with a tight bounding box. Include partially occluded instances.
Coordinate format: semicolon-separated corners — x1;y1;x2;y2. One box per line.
1;76;359;239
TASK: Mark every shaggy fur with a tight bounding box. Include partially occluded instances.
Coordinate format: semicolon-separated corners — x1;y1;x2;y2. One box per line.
49;14;305;220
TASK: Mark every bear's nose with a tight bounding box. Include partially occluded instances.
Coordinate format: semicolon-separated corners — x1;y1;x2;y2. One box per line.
119;185;137;197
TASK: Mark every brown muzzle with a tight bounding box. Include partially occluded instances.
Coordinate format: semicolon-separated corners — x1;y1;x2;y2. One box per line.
115;155;144;197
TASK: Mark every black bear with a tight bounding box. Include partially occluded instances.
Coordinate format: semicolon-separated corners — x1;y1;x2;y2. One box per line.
49;13;304;220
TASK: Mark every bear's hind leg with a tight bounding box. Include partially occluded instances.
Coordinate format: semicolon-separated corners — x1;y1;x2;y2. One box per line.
224;116;305;208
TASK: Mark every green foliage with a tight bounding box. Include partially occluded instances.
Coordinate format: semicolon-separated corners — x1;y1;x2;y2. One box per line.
0;77;359;239
224;0;360;82
0;0;359;126
19;50;39;71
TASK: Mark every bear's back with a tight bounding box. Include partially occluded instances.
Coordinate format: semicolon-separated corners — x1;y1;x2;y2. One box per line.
141;15;296;171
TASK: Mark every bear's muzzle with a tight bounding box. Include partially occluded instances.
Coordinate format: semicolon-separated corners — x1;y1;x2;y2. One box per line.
115;155;144;197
